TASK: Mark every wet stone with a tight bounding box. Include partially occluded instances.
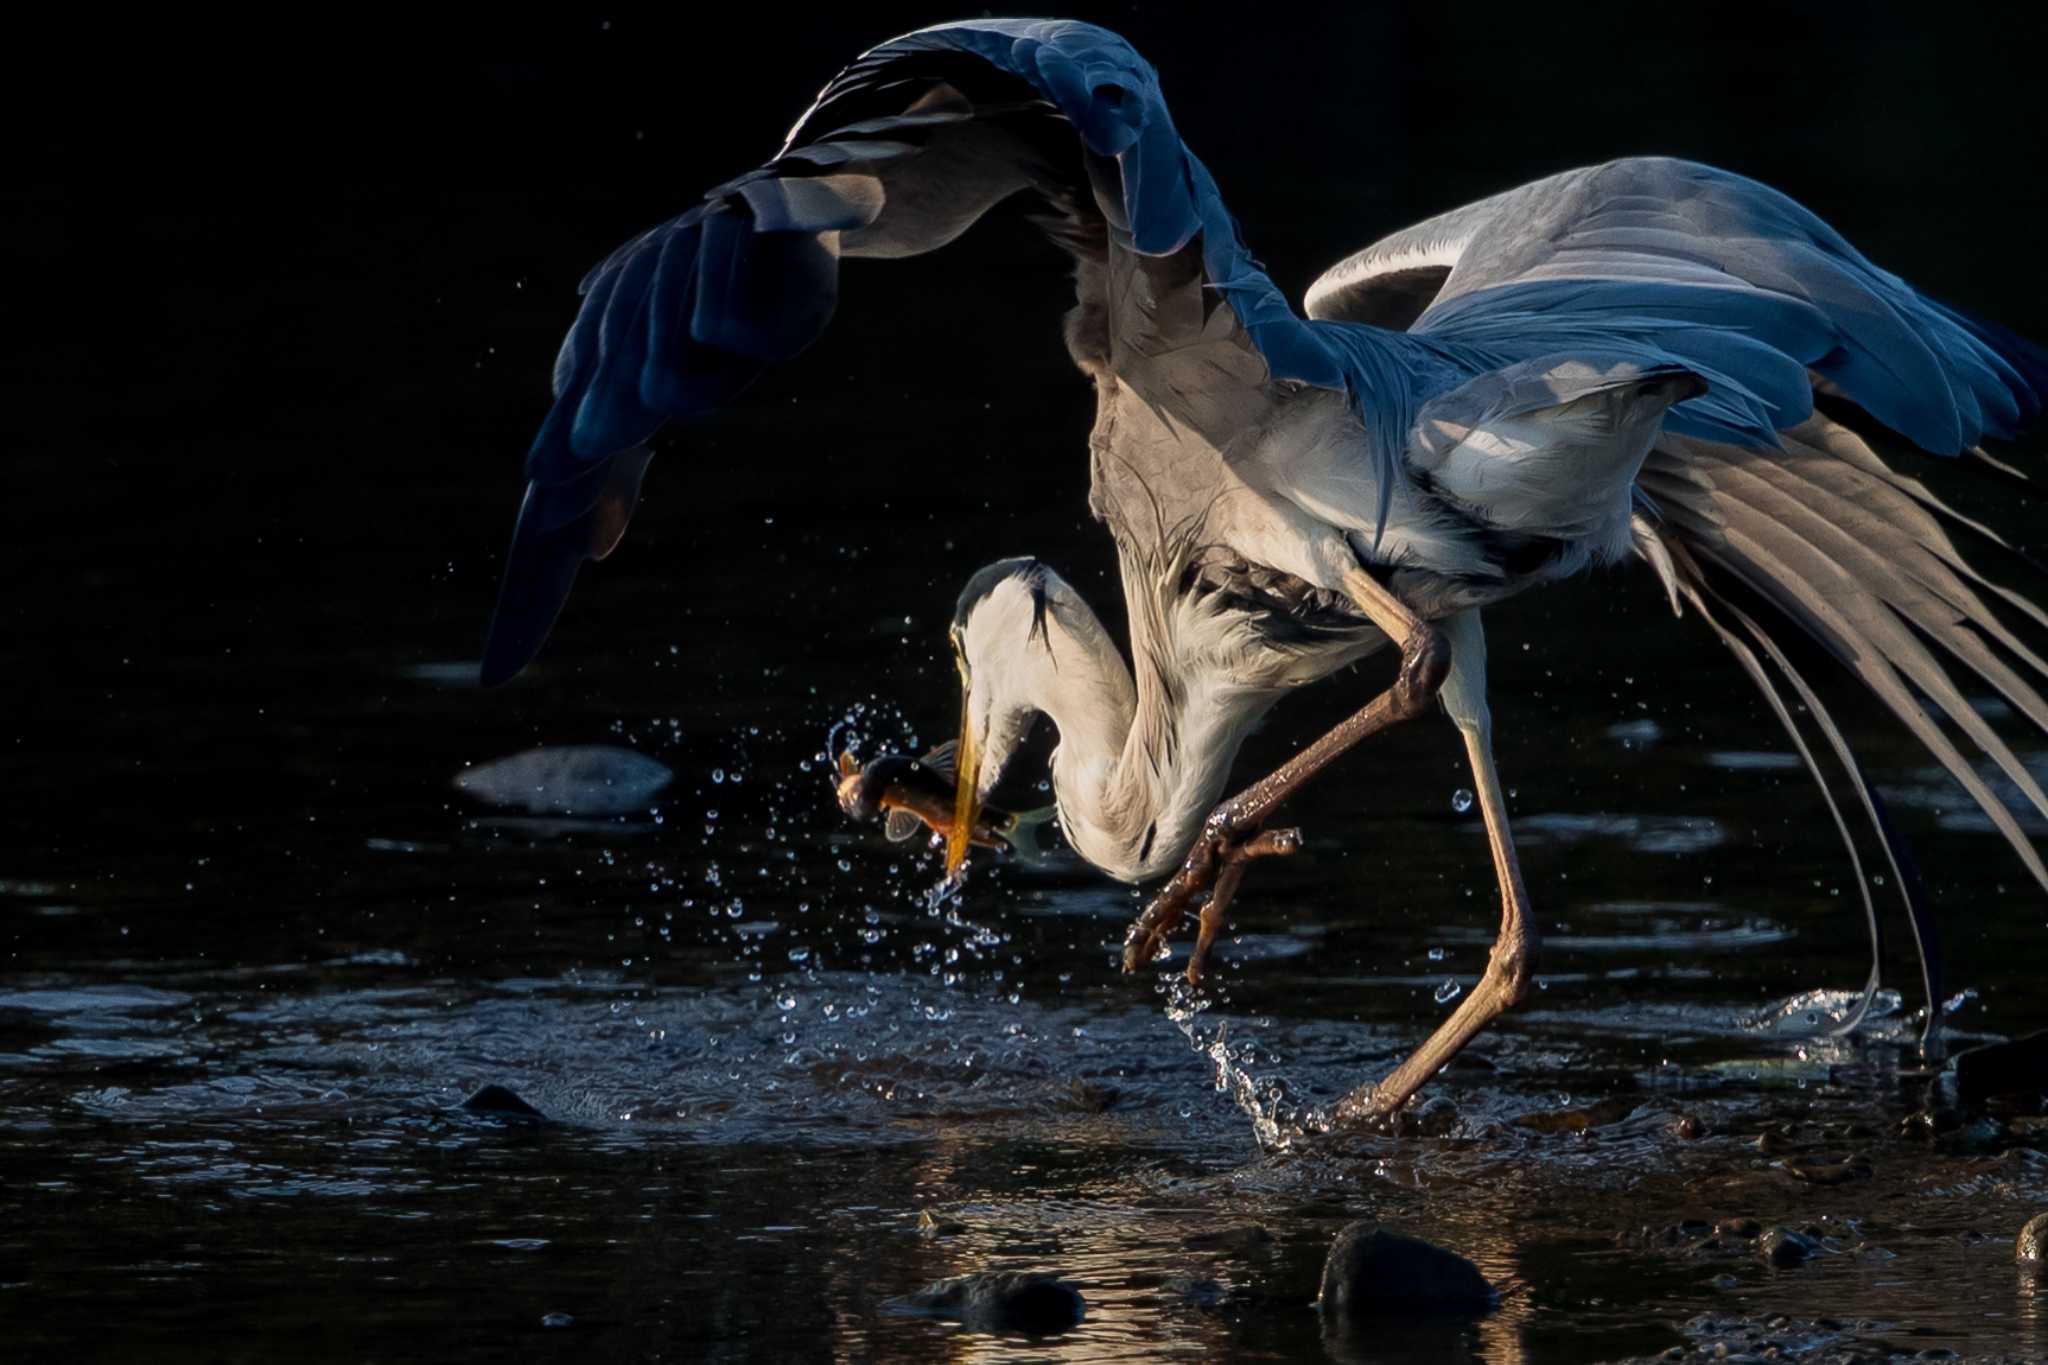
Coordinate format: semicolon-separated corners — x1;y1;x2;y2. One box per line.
895;1271;1085;1334
453;744;673;816
1317;1221;1494;1321
1757;1226;1822;1268
1717;1218;1762;1240
460;1084;548;1122
2016;1212;2048;1267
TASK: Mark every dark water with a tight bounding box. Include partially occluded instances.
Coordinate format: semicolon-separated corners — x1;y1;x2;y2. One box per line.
13;7;2048;1361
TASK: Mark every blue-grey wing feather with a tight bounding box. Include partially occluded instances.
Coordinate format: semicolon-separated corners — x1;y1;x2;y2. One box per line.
1313;157;2044;457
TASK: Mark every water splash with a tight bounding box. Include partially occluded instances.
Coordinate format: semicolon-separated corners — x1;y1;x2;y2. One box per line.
1160;978;1309;1152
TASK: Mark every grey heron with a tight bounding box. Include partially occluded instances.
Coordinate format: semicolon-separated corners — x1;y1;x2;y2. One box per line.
480;19;2048;1122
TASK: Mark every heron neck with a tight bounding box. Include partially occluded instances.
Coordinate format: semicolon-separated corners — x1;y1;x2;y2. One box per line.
1018;582;1276;883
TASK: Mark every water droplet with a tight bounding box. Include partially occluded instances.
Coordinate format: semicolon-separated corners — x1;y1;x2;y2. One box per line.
776;993;797;1011
1433;977;1463;1005
1450;788;1474;814
1427;946;1446;962
711;768;725;784
787;946;810;963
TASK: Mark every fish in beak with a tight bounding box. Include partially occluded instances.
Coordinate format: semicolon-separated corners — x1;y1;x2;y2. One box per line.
831;734;1053;869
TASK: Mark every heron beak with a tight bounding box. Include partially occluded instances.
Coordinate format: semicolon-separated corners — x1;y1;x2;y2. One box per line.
945;661;981;877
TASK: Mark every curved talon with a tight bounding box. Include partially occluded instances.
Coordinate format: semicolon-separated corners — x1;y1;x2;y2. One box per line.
1120;823;1304;979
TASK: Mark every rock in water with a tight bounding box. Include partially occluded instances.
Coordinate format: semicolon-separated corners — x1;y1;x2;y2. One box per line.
895;1272;1085;1334
1756;1226;1822;1268
460;1084;549;1122
2018;1213;2048;1268
1317;1223;1494;1320
454;746;673;816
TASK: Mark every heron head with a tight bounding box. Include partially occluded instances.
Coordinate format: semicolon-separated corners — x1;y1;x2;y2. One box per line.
942;557;1061;875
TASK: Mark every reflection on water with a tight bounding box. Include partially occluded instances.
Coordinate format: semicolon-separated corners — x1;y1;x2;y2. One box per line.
6;723;2047;1363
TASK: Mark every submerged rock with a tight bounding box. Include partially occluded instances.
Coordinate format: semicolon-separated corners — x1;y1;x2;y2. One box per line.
1181;1224;1274;1254
454;746;673;816
1757;1225;1822;1268
1513;1095;1638;1134
1317;1222;1494;1320
1778;1153;1873;1185
895;1271;1084;1334
460;1084;549;1122
1059;1077;1119;1113
2017;1213;2048;1268
1158;1274;1231;1311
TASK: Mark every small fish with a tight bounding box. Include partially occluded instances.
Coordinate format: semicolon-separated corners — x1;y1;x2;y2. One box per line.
833;746;1053;861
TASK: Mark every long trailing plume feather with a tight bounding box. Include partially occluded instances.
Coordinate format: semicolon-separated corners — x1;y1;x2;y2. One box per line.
1635;410;2048;1047
1713;593;1945;1050
1633;517;1891;1037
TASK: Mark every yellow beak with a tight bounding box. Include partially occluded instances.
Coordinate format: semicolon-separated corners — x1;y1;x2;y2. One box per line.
945;672;981;878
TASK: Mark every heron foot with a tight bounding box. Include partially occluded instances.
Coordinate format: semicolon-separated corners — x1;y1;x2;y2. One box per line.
1120;821;1301;984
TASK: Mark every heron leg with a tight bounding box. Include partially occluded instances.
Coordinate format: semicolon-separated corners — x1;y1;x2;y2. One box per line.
1122;567;1450;980
1332;608;1538;1123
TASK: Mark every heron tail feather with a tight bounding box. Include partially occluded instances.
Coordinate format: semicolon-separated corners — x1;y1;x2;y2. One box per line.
1634;411;2048;1046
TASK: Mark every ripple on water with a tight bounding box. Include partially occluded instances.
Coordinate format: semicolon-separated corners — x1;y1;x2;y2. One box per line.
0;985;191;1014
1503;812;1726;854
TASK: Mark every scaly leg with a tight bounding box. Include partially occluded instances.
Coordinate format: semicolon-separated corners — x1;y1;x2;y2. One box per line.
1122;567;1449;981
1332;609;1538;1122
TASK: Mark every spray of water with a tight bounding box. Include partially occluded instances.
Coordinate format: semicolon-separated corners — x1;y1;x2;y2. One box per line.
1158;975;1323;1151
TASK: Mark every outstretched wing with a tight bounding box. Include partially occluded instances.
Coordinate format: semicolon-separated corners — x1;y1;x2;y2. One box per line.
1311;157;2043;456
1312;157;2048;1037
481;19;1369;685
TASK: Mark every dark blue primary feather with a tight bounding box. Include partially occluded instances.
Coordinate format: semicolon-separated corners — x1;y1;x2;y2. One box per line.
483;17;1374;682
